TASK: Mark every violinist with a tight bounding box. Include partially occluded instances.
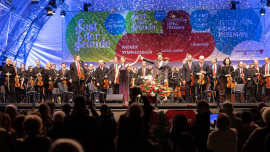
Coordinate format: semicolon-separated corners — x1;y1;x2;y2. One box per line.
95;60;108;92
261;57;270;101
51;64;59;88
70;54;82;100
164;58;174;87
127;65;135;99
1;59;16;103
194;56;209;99
182;54;196;103
59;63;70;87
19;63;28;103
13;61;22;103
109;56;119;94
32;60;45;103
246;63;254;102
209;58;221;102
83;64;95;95
235;61;247;84
221;58;235;101
44;62;54;102
250;60;262;102
27;66;33;87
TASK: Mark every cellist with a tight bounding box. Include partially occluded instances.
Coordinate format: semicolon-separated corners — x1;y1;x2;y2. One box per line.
221;58;235;101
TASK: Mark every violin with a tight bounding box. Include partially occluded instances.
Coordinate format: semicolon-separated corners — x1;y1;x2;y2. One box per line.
4;77;10;86
48;75;54;90
197;70;205;85
256;69;264;86
91;79;96;89
62;79;67;87
15;76;20;87
165;80;171;97
173;86;181;98
190;71;195;86
20;78;25;89
227;70;235;88
116;75;119;84
266;77;270;88
37;72;43;86
79;69;85;80
29;79;34;85
103;78;109;89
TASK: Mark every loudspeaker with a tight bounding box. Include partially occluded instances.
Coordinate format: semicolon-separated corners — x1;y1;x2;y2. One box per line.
106;94;125;103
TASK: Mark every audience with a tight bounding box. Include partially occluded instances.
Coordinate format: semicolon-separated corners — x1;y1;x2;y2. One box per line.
241;111;258;143
222;102;244;152
190;100;212;152
243;107;270;152
38;103;54;130
252;102;266;122
64;95;101;152
10;114;26;143
49;139;84;152
61;103;71;115
0;111;16;152
5;104;17;126
47;102;55;116
170;114;194;152
47;111;65;142
255;107;268;127
2;111;13;132
16;115;52;152
207;113;237;152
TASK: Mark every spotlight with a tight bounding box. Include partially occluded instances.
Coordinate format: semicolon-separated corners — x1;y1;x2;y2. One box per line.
31;0;39;4
49;0;57;8
231;1;239;9
83;3;91;12
61;10;66;17
46;7;54;16
260;8;265;15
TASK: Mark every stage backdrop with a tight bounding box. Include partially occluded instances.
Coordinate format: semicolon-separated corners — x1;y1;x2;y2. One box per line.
62;9;265;66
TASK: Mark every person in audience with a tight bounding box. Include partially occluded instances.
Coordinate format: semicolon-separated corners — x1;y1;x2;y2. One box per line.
170;114;194;152
190;100;212;152
49;139;84;152
19;110;27;115
265;134;270;152
250;107;257;114
64;96;101;152
16;115;52;152
117;89;152;152
222;102;244;152
31;111;41;117
255;107;268;127
235;112;242;118
47;102;55;116
38;103;54;130
95;105;117;152
243;107;270;152
1;112;13;132
61;103;71;116
241;111;259;144
207;113;237;152
0;111;16;152
5;105;17;126
10;114;26;143
47;111;65;142
252;102;266;122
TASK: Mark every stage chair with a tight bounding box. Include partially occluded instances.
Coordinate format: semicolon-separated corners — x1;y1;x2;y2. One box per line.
58;83;69;103
203;84;214;103
87;83;100;103
233;84;245;103
52;88;60;103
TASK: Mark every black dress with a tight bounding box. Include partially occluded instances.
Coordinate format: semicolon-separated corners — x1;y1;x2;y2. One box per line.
44;69;54;102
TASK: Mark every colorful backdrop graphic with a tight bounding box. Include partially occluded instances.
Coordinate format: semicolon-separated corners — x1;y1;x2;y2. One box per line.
64;9;264;63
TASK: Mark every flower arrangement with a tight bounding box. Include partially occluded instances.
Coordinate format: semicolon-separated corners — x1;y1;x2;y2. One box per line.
139;76;171;99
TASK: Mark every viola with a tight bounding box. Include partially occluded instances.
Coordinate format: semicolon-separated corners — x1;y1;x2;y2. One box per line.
62;79;67;87
91;79;96;89
173;86;181;98
103;78;109;89
79;69;85;80
29;79;34;85
164;80;171;97
37;72;43;86
15;76;20;87
190;75;195;86
20;78;25;89
266;77;270;88
4;77;10;86
48;75;54;90
197;70;205;85
116;75;119;84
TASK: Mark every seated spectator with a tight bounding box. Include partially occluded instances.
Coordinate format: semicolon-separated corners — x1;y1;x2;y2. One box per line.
252;102;266;122
31;111;41;117
222;102;244;152
255;107;268;127
207;113;237;152
1;112;13;132
10;114;26;143
16;115;52;152
243;107;270;152
0;111;16;152
50;139;84;152
38;103;54;130
265;134;270;152
47;102;55;116
170;114;194;152
235;112;242;118
19;110;27;115
61;103;71;115
241;111;258;144
64;96;101;152
190;100;212;152
95;105;117;152
47;111;66;142
117;89;152;152
5;104;17;125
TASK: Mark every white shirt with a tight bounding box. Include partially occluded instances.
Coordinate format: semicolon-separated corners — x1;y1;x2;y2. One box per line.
158;60;163;69
212;64;217;74
265;63;269;74
75;62;81;70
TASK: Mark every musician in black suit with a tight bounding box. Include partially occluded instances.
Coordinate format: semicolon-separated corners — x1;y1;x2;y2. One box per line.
109;56;119;94
70;55;83;100
182;55;196;103
140;52;168;85
221;58;235;101
59;62;70;86
137;61;151;78
95;60;109;92
13;61;22;103
194;56;210;99
32;60;45;103
1;59;16;103
208;58;221;102
246;63;254;102
19;63;28;103
235;61;248;84
261;57;270;101
250;60;262;102
51;64;59;88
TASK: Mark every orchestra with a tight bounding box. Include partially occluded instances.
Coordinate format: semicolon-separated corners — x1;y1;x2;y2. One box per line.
1;54;270;104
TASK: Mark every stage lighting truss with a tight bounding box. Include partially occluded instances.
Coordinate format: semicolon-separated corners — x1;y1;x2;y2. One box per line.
61;10;66;17
83;3;91;12
260;8;265;15
231;1;239;9
46;7;55;16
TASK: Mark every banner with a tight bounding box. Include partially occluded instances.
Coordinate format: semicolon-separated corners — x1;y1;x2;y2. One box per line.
63;9;265;63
